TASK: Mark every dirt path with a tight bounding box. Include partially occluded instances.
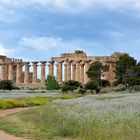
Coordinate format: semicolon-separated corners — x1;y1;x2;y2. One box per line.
0;107;35;140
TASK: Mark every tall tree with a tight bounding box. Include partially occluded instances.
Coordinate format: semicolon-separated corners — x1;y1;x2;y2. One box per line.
86;61;109;85
115;54;137;84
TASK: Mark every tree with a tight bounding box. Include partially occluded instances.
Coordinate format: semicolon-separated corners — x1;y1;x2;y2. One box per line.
115;54;137;84
85;81;101;94
61;80;82;93
86;61;109;86
45;75;60;90
0;80;14;91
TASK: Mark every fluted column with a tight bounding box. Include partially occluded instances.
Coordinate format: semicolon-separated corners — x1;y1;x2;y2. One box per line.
84;60;90;84
5;64;8;80
24;62;30;84
32;62;38;84
56;64;59;81
58;61;63;83
41;61;46;84
80;62;84;84
16;62;22;84
64;63;68;81
48;61;54;76
0;64;5;80
75;60;80;82
8;63;14;80
67;61;71;81
72;63;76;81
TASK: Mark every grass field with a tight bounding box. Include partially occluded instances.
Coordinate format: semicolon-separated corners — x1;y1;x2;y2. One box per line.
0;92;140;140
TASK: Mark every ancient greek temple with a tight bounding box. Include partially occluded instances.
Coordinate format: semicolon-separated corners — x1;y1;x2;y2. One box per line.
0;50;124;88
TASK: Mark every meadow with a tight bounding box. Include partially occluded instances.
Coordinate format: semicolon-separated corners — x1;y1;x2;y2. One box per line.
0;92;140;140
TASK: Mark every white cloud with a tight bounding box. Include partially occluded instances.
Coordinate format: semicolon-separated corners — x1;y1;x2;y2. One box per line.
20;36;83;52
0;43;6;55
0;0;140;14
0;43;15;56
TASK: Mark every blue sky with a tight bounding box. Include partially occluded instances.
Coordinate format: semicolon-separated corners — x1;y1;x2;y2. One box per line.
0;0;140;61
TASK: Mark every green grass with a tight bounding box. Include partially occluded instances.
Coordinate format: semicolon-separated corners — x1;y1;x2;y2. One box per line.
0;103;140;140
1;93;140;140
0;97;49;109
0;94;82;109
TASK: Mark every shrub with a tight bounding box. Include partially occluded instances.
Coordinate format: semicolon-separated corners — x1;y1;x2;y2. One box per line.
61;85;71;93
45;75;60;90
101;80;110;87
129;85;140;93
78;88;86;94
0;80;15;91
115;84;126;92
13;86;20;90
127;78;140;86
61;80;82;93
85;81;101;94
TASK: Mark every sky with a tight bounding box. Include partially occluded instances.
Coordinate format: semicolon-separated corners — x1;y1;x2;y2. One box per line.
0;0;140;61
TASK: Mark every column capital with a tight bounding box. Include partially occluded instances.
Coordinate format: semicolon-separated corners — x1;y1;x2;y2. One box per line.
49;61;54;64
15;61;22;64
75;60;81;63
72;63;76;66
80;61;85;66
24;61;30;64
32;61;38;64
8;62;14;65
40;61;47;64
66;60;73;63
84;60;91;63
57;60;63;64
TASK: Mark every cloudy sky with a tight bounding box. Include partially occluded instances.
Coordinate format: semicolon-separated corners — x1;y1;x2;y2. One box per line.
0;0;140;61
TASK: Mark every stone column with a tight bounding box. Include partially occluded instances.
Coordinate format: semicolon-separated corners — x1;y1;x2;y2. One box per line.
72;63;76;81
0;64;5;80
48;61;54;77
8;62;14;80
58;61;63;83
75;60;80;82
40;61;46;84
5;64;8;80
67;61;71;81
32;62;38;84
64;63;68;81
16;62;22;84
80;62;84;84
56;64;59;81
84;60;90;84
24;62;30;84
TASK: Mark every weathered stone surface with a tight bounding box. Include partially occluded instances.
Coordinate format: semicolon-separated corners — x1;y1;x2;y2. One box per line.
0;50;125;87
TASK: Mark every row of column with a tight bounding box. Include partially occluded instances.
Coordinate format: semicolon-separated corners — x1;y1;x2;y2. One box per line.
0;61;46;84
48;60;91;84
0;60;113;85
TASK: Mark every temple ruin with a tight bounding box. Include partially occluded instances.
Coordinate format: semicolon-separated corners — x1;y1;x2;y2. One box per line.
0;50;124;88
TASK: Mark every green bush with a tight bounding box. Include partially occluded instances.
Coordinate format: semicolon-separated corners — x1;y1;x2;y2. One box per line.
61;80;82;93
45;75;60;90
129;85;140;92
13;86;20;90
78;88;86;94
61;85;71;93
127;78;140;86
85;80;101;94
0;80;15;91
115;84;126;92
